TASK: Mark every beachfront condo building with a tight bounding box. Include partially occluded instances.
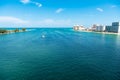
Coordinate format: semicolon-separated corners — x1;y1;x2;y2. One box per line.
91;24;105;32
96;25;106;32
91;24;97;31
73;25;86;31
105;22;120;33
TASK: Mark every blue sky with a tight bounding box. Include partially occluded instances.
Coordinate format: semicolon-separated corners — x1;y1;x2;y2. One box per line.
0;0;120;27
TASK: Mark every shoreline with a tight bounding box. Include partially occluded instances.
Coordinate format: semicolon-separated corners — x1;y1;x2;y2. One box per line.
93;31;120;35
0;29;27;35
74;30;120;35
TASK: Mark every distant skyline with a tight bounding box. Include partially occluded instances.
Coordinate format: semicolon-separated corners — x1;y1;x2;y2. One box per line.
0;0;120;27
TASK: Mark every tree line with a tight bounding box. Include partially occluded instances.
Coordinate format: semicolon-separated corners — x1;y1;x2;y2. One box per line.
0;28;26;34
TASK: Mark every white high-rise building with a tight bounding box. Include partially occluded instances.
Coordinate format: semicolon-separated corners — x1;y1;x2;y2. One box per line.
96;25;105;32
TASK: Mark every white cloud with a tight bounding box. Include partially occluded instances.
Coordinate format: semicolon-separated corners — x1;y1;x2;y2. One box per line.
0;16;29;27
35;2;42;7
96;8;103;12
56;8;64;13
111;5;117;8
0;16;28;24
0;16;72;27
20;0;42;7
35;19;71;27
20;0;30;4
42;19;54;24
32;2;42;7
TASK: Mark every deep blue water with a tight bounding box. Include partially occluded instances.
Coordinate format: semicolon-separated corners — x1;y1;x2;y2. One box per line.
0;28;120;80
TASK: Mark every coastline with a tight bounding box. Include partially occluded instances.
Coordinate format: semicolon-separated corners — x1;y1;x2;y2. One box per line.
0;29;27;35
74;30;120;35
93;31;120;35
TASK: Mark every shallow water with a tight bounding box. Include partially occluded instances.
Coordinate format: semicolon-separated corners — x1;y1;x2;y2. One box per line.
0;28;120;80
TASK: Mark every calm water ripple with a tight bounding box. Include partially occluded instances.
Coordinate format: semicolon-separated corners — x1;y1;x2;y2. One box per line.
0;28;120;80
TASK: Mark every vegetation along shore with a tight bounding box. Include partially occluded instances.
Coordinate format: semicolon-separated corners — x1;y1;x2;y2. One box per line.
0;28;26;34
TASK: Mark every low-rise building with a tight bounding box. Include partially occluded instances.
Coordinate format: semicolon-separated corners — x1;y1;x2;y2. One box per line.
73;25;79;30
73;25;86;31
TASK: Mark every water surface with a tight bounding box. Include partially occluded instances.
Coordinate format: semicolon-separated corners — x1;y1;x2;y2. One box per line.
0;28;120;80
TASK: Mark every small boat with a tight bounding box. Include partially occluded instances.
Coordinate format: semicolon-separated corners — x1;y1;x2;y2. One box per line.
41;35;45;38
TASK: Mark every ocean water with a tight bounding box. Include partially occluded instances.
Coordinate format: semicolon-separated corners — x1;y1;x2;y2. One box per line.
0;28;120;80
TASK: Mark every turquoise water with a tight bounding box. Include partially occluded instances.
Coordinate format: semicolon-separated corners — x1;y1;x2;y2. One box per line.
0;28;120;80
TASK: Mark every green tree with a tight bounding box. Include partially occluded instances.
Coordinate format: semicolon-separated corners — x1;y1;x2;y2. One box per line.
0;29;7;33
22;28;26;32
14;28;19;32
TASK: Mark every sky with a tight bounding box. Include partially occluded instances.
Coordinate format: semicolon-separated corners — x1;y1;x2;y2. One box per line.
0;0;120;27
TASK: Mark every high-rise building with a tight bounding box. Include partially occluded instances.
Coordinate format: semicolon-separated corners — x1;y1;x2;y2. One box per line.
96;25;105;32
105;22;120;33
91;24;97;31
